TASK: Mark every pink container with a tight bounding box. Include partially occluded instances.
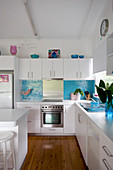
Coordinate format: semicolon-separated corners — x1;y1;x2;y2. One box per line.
71;93;80;100
10;45;17;55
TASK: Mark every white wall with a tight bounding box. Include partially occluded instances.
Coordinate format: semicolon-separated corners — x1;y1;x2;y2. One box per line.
0;38;93;58
93;0;113;49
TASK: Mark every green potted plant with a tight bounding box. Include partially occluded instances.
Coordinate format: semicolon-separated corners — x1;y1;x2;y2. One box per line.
95;79;113;117
71;88;84;100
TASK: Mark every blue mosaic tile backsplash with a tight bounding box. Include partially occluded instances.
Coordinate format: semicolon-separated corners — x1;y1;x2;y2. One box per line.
21;80;95;101
64;80;95;100
21;80;43;101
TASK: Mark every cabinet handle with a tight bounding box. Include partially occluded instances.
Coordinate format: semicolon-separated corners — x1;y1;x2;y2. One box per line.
28;121;32;123
32;72;33;78
78;113;81;123
102;146;113;157
102;159;112;170
25;106;32;108
49;129;56;131
28;72;29;78
76;72;78;78
65;107;66;114
50;70;52;77
80;72;82;78
54;71;55;77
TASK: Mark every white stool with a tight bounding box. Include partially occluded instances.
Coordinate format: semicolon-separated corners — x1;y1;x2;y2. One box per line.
0;131;16;170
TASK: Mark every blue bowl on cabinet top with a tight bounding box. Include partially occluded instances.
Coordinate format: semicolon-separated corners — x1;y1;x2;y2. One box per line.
79;55;84;58
71;54;79;58
31;54;39;58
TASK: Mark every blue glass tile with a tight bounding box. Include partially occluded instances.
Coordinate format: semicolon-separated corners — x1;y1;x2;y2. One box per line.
21;80;43;101
63;80;95;100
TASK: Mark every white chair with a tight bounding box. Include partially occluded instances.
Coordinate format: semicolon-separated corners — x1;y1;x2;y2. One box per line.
0;131;16;170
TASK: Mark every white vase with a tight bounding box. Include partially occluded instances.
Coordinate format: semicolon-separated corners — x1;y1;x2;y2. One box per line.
71;93;81;100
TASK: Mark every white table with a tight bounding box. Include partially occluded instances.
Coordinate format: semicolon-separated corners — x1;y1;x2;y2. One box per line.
0;109;29;170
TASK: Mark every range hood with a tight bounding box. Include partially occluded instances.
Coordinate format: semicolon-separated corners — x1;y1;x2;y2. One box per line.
43;79;63;102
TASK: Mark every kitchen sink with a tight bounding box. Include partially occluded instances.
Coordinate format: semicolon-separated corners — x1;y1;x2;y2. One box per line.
80;102;105;112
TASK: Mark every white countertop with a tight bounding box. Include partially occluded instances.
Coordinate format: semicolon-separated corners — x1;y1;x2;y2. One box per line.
16;100;87;105
76;102;113;142
0;109;29;127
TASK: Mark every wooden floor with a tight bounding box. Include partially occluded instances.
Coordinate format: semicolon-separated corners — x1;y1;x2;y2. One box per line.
21;136;87;170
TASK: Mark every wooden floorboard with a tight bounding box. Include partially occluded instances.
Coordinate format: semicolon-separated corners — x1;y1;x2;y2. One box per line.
21;136;87;170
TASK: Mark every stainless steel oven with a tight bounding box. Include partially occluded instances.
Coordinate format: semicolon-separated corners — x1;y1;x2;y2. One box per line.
41;105;63;128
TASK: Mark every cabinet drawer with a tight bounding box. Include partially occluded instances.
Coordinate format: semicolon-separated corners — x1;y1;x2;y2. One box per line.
28;119;40;133
17;104;40;119
100;133;113;170
28;111;40;120
100;158;113;170
40;128;64;134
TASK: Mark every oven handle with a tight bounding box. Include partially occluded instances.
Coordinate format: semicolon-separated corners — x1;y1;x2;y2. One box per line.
41;110;63;113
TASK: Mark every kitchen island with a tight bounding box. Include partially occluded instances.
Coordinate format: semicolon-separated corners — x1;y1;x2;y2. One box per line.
0;109;29;170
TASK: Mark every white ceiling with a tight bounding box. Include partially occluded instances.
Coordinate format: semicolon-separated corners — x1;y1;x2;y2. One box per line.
0;0;110;39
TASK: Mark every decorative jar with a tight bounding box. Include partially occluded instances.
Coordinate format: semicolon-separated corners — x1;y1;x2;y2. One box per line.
10;45;17;55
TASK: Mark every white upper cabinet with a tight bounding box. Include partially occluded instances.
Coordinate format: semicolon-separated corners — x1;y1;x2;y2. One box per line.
106;33;113;75
64;59;78;79
42;59;52;78
52;59;64;78
0;55;15;70
93;41;106;74
42;59;63;78
19;58;42;80
30;60;42;79
79;59;93;78
64;58;93;80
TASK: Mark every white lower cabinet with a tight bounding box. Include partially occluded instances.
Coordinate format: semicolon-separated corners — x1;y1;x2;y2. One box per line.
88;121;100;170
64;105;75;133
100;133;113;170
75;107;87;164
27;107;40;133
17;104;40;133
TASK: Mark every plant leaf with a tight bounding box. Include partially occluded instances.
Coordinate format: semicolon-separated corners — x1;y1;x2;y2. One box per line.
108;83;113;95
99;80;106;89
95;85;106;103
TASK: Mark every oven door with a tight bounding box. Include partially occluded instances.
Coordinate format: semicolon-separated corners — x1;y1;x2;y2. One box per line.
41;110;63;127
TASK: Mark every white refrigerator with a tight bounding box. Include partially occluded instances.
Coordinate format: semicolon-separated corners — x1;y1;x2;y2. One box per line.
0;71;14;108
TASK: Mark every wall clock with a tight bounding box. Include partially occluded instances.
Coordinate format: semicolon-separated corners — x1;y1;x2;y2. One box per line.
100;19;109;36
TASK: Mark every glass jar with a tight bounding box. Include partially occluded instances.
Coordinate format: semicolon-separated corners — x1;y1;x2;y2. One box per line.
10;45;17;55
105;102;113;118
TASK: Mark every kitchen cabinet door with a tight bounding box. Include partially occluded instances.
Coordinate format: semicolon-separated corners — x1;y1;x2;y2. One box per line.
75;107;87;165
0;55;15;70
52;59;63;78
79;59;93;78
88;122;99;170
93;41;106;74
64;105;75;133
19;59;30;79
64;59;78;80
30;59;42;80
42;59;52;78
100;133;113;170
17;104;40;133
